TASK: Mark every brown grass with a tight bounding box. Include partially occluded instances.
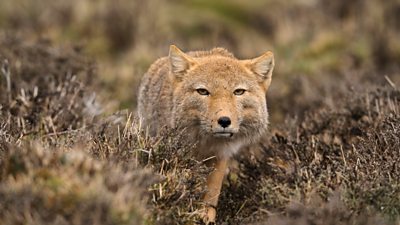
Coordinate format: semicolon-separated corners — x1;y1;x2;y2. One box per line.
0;1;399;224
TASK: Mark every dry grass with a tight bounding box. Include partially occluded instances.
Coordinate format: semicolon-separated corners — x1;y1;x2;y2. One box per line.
0;1;400;225
217;85;400;224
0;36;210;224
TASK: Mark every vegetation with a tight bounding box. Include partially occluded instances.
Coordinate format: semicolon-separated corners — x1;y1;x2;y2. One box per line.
0;0;399;224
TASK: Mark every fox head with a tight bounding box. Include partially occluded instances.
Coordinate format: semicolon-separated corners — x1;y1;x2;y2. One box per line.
168;45;274;143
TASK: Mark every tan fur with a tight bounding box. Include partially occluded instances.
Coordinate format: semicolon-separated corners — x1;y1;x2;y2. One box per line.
137;45;274;223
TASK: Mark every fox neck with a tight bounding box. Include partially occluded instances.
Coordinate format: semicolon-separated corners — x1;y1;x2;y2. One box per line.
194;136;250;160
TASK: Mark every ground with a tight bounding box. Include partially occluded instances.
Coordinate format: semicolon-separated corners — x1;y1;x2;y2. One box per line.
0;1;399;224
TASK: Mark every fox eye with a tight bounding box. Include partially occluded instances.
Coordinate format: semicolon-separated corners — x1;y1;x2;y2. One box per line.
233;89;246;95
196;88;210;96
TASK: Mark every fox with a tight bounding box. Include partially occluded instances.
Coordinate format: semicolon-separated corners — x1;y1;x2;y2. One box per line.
137;45;274;224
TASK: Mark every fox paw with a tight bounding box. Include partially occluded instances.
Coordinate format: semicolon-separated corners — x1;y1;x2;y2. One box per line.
201;206;216;225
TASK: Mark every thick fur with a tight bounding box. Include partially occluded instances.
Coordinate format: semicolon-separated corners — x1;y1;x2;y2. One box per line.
138;46;274;160
138;46;274;223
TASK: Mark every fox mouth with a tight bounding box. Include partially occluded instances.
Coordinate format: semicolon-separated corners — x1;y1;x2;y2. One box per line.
213;132;234;138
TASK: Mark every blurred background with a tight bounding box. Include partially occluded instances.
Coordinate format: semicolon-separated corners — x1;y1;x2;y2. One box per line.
1;0;399;122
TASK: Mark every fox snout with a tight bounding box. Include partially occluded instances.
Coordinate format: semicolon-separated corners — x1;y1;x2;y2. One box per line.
211;104;239;138
217;116;231;128
213;116;235;138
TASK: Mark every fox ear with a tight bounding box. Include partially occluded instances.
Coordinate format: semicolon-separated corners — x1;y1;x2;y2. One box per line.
169;45;196;74
247;51;274;80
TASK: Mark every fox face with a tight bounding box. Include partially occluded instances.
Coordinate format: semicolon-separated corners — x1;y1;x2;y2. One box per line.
169;46;274;145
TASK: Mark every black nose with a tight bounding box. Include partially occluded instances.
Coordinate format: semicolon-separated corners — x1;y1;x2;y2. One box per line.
218;116;231;128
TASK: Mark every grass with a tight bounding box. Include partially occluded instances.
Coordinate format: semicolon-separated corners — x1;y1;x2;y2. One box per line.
0;1;399;224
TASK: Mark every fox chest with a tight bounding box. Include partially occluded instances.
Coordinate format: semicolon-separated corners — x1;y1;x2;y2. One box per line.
195;138;248;160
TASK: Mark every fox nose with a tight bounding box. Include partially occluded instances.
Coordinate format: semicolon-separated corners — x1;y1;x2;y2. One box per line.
218;116;231;128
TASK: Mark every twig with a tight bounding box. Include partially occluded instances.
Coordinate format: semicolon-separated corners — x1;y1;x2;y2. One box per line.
384;75;396;89
1;59;10;92
1;59;11;102
340;145;347;168
42;126;86;137
201;156;216;163
235;200;247;216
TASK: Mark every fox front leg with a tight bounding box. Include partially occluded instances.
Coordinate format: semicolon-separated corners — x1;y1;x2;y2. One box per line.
202;158;228;224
